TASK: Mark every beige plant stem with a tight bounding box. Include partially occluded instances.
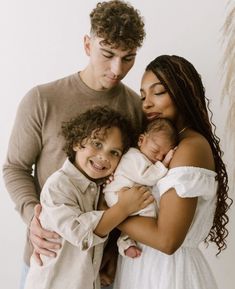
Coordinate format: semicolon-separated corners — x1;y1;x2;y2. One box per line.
221;1;235;192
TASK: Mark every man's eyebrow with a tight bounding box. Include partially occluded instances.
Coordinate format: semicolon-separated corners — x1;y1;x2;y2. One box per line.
100;48;114;54
123;52;137;58
100;48;136;57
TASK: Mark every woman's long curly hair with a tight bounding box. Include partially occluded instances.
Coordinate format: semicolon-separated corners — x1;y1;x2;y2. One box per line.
146;55;232;254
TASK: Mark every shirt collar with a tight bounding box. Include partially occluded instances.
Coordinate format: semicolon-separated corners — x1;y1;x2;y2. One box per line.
61;158;99;194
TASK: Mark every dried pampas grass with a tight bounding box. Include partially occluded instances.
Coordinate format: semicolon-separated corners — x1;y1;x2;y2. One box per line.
221;0;235;192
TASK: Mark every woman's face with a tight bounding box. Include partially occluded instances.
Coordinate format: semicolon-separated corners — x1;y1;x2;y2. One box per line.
140;70;178;124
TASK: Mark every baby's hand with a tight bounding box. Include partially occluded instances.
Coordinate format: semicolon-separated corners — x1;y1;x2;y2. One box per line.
125;246;142;258
162;147;177;167
117;186;154;215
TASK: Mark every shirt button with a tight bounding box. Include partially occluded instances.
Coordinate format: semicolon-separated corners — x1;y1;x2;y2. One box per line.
82;238;89;249
90;183;96;192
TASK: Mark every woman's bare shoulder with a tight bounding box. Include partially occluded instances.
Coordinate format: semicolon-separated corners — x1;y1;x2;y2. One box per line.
170;131;215;170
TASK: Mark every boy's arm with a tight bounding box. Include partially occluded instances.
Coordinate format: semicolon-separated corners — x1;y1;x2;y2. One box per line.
41;180;108;250
94;186;153;237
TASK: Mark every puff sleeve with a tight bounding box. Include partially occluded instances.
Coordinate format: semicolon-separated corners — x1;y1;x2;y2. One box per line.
154;167;217;200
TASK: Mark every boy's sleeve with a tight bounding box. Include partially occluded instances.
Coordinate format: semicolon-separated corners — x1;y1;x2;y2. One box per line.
40;175;108;251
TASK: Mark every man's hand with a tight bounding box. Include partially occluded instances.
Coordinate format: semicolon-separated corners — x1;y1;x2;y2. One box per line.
99;229;119;287
100;256;116;287
100;249;118;287
29;204;61;266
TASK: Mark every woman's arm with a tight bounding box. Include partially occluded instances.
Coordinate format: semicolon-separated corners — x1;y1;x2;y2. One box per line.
118;190;197;254
118;134;214;254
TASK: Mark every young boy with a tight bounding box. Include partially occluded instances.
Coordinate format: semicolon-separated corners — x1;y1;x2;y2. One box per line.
103;118;178;258
23;106;153;289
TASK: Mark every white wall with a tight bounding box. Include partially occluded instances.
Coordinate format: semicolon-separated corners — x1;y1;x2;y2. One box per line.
0;1;234;289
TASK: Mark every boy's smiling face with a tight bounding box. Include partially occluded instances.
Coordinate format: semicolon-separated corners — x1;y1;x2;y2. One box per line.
73;126;123;180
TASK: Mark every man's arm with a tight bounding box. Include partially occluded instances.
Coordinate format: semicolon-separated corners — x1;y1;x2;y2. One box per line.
3;87;43;224
2;87;61;264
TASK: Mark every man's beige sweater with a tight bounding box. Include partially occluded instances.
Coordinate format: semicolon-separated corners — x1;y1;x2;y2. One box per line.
2;72;143;265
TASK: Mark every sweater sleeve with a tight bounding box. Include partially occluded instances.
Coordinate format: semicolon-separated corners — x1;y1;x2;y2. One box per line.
2;87;44;226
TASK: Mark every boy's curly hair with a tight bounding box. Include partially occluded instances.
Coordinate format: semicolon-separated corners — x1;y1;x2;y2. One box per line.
90;0;145;50
61;106;134;162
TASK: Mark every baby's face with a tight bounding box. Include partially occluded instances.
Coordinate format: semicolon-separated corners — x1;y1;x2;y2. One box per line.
73;127;124;180
138;131;173;163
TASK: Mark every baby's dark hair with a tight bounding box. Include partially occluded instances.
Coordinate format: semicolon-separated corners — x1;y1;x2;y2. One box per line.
90;0;145;50
145;118;178;148
61;106;133;162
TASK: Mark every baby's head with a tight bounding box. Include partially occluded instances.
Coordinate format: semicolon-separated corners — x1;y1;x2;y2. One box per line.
138;118;178;163
61;106;133;180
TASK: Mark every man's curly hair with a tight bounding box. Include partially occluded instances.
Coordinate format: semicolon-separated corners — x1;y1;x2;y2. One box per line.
61;106;134;162
90;0;145;50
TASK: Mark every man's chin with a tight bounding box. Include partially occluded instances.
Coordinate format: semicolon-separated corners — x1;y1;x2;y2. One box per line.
104;77;121;87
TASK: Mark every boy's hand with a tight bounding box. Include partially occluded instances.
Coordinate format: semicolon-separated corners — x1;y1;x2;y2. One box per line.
117;186;154;215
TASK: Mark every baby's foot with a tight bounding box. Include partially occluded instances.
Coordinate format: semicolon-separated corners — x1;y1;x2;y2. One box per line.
124;246;142;258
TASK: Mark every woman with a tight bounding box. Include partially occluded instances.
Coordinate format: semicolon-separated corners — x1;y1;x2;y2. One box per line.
113;55;232;289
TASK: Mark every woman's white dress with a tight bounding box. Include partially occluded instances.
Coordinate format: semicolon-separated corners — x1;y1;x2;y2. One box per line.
113;167;219;289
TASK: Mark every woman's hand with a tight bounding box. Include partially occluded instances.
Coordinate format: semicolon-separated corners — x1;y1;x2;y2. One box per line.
29;204;61;266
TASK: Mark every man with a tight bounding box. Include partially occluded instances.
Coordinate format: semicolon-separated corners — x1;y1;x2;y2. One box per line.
3;1;145;289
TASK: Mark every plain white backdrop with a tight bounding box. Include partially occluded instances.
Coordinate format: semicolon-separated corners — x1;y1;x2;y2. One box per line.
0;1;234;289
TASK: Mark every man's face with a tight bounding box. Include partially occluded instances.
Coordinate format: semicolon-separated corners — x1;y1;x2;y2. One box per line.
83;35;137;91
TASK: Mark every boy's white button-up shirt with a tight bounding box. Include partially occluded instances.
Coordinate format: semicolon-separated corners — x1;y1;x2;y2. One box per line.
24;158;107;289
